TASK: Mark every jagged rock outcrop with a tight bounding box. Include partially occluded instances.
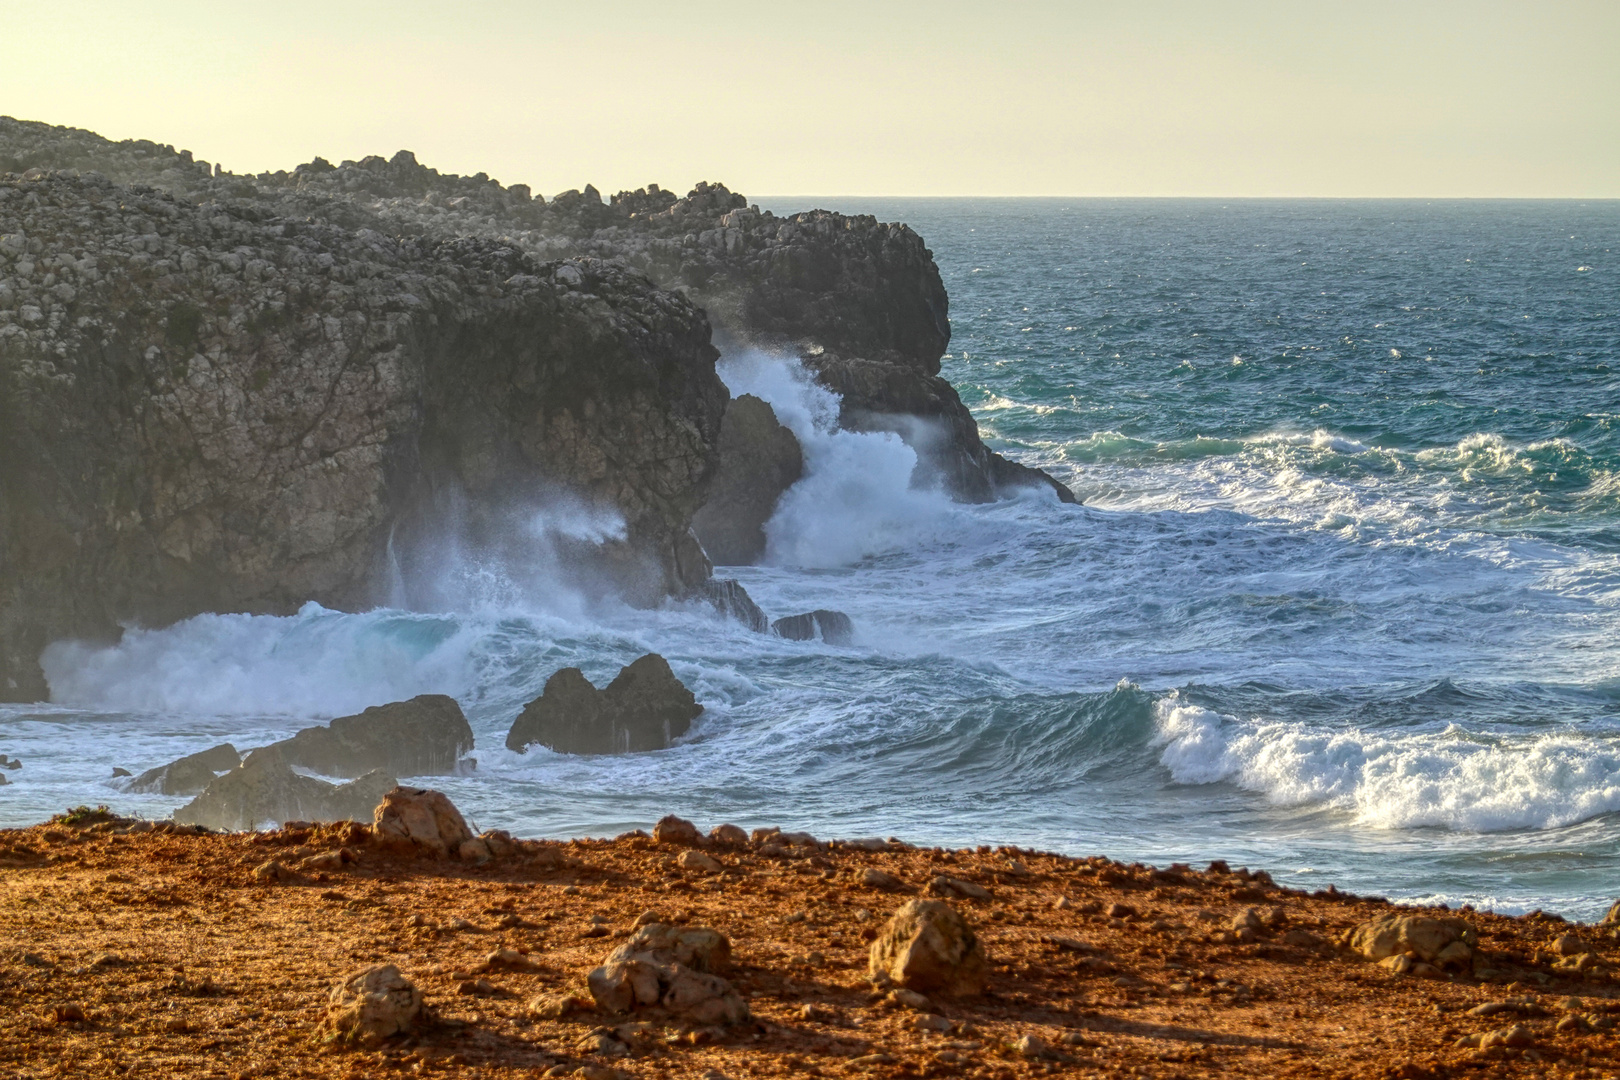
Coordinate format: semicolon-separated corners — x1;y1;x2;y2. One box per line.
506;653;702;755
0;166;725;700
172;755;394;831
254;694;472;778
127;743;240;795
691;394;802;565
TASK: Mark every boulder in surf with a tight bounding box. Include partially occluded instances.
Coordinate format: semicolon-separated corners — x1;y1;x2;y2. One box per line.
505;653;702;755
256;695;473;779
771;609;855;646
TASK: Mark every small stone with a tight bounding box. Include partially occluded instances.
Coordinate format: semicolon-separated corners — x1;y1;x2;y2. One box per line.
1231;908;1263;931
633;910;666;928
456;978;497;997
321;965;422;1045
1106;903;1136;920
481;947;538;971
861;868;908;892
653;815;701;845
928;875;992;901
886;988;932;1010
253;859;297;884
909;1012;953;1032
1553;933;1586;956
52;1003;86;1024
869;899;988;998
709;823;748;845
1053;896;1074;910
528;992;585;1019
1011;1034;1052;1058
679;849;723;873
1481;1023;1536;1049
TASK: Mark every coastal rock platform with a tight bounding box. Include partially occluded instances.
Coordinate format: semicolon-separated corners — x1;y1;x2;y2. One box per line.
2;811;1615;1079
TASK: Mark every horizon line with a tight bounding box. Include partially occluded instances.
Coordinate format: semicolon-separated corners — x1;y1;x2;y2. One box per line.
752;193;1620;202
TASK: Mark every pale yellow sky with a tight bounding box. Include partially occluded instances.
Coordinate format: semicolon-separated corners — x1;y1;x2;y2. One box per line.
8;0;1617;197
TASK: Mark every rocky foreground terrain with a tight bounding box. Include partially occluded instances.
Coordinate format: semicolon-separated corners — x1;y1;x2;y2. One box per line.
0;116;1072;701
3;796;1619;1080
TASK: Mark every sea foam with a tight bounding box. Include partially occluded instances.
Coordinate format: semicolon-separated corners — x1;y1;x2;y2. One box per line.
1155;694;1620;833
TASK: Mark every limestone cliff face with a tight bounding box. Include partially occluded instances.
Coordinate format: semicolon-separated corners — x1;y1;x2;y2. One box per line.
0;119;1072;505
0;117;1074;699
0;171;723;700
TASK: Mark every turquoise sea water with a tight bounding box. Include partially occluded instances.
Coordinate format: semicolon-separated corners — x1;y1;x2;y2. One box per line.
3;199;1618;918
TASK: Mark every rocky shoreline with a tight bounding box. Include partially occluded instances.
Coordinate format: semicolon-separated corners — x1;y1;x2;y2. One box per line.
0;116;1074;702
3;793;1619;1079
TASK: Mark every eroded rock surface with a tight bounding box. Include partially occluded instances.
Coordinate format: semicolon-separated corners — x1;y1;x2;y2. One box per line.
256;695;472;778
587;923;748;1026
127;743;239;795
1348;912;1477;972
172;755;393;831
372;786;474;858
870;899;989;998
505;653;702;755
0;164;724;701
0;118;1076;699
321;965;422;1045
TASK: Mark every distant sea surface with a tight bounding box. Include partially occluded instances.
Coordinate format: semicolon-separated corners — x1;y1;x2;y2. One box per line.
4;199;1618;918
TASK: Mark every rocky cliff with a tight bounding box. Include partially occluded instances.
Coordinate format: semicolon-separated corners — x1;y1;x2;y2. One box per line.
0;117;1072;700
0;169;723;700
0;118;1073;502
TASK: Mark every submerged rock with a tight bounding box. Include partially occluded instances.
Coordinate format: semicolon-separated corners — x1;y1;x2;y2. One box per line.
771;609;855;646
127;743;240;795
690;394;802;565
505;653;702;755
172;755;394;831
257;695;472;779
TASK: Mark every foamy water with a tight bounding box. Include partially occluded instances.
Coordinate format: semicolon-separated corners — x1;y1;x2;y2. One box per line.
4;199;1618;918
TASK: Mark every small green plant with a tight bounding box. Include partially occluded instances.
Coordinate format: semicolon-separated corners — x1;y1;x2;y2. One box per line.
53;804;117;827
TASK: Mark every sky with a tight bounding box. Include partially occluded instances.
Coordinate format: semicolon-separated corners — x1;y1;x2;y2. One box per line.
6;0;1617;198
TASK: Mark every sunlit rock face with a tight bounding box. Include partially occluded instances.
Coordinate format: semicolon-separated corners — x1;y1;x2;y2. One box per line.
0;169;725;700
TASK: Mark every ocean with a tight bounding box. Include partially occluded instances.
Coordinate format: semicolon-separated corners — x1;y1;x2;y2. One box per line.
3;198;1617;919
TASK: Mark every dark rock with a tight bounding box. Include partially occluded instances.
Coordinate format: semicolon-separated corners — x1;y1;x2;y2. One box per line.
0;119;1075;701
695;578;768;633
506;653;702;755
690;394;802;565
172;755;394;831
771;610;855;646
110;767;131;778
0;754;18;770
127;743;241;795
256;695;472;779
0;162;725;702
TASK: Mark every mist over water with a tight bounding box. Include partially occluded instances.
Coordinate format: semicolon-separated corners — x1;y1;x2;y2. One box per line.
5;199;1619;918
